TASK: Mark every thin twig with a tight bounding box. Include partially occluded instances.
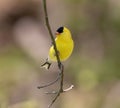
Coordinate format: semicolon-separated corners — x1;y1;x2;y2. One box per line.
41;0;74;107
43;0;61;68
48;84;74;108
48;92;61;108
45;91;58;94
59;64;64;92
43;0;64;107
37;75;60;89
63;85;74;92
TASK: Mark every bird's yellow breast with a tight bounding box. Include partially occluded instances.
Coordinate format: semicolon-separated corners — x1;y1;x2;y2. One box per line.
49;36;74;62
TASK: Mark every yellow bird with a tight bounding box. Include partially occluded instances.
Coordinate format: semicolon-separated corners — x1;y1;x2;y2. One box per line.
41;26;74;69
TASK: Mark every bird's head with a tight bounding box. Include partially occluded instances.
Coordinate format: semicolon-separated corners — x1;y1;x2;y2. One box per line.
55;26;72;38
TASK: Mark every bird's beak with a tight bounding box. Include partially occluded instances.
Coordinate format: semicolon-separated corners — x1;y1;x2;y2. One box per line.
55;32;60;36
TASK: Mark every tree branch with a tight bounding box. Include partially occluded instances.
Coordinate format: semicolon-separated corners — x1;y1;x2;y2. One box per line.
37;75;60;89
38;0;74;107
43;0;61;69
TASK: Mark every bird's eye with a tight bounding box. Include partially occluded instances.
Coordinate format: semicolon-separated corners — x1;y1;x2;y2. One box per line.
56;27;64;33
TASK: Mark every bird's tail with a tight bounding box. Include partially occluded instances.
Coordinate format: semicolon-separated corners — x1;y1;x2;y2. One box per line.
41;61;51;70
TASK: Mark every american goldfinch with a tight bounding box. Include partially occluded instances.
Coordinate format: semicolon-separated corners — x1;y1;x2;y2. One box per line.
41;26;74;69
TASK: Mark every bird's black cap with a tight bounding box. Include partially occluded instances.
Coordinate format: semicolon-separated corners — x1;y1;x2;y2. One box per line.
56;27;64;33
